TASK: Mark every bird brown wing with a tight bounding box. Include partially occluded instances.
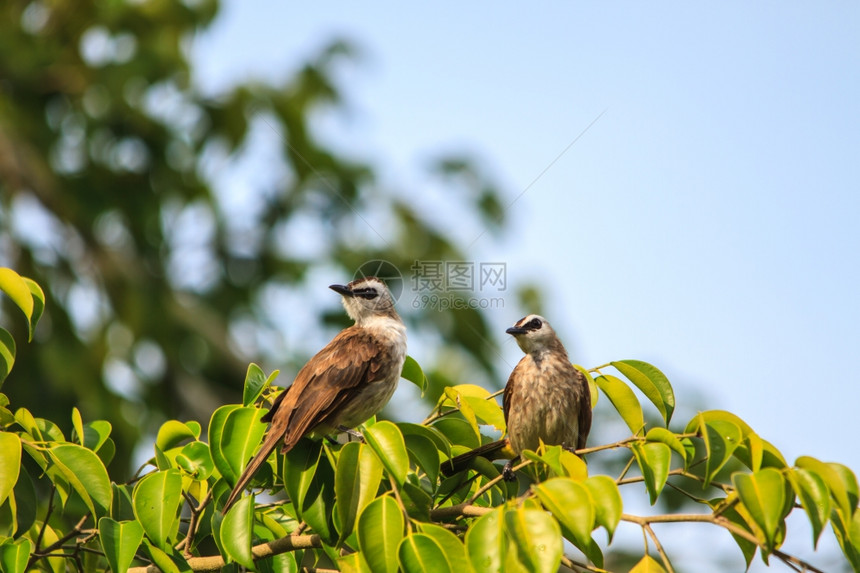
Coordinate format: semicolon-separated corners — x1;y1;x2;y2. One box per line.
575;368;593;450
502;357;527;424
273;326;387;449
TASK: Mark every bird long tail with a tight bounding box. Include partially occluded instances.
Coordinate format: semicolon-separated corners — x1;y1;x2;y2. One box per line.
222;430;284;513
442;438;512;476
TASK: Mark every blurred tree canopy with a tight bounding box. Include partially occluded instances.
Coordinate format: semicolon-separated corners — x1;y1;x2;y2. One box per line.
0;0;516;477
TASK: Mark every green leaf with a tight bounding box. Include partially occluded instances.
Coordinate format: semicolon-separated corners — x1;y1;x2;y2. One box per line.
133;469;183;551
141;540;192;573
631;441;671;505
404;433;441;485
401;481;432;521
533;478;594;552
364;420;409;486
283;439;323;520
335;442;383;541
0;537;32;573
357;496;404;573
611;360;675;425
401;355;428;393
630;554;668;573
398;533;451;573
0;432;21;506
0;268;34;327
732;468;787;551
209;405;267;486
594;374;644;435
21;278;44;341
432;418;481;449
699;416;743;486
177;441;214;480
465;506;506;573
463;396;505;431
156;420;199;451
796;456;857;519
98;517;145;573
416;523;467;569
47;443;112;517
0;328;16;385
787;468;830;548
221;494;255;569
504;506;562;573
583;475;623;541
645;427;687;465
243;363;279;407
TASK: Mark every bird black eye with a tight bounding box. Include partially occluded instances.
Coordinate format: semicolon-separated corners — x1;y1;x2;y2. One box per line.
353;287;379;300
526;318;542;330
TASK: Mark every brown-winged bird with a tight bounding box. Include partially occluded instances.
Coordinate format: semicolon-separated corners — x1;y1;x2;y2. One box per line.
222;277;407;512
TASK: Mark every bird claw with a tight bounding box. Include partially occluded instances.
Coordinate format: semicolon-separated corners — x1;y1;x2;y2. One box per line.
339;426;365;442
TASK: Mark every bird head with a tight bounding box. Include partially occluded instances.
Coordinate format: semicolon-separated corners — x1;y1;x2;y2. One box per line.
506;314;561;354
329;276;399;324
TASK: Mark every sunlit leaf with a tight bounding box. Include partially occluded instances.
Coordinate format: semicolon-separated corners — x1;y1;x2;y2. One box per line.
465;506;506;573
48;443;112;517
21;278;44;341
594;374;644;435
98;517;145;573
645;427;687;465
398;533;451;573
0;432;21;506
732;468;787;551
0;268;34;326
0;328;15;385
796;456;857;519
533;478;594;551
573;364;598;407
611;360;675;425
364;420;409;486
504;506;562;573
357;496;404;573
629;554;668;573
208;405;267;486
0;537;32;573
133;469;183;551
221;494;255;569
401;355;429;393
698;416;743;486
335;441;383;541
417;523;467;569
787;468;830;548
156;420;198;451
583;475;623;541
631;442;671;505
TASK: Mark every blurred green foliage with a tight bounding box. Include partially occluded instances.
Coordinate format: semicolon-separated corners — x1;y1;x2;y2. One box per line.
0;0;511;476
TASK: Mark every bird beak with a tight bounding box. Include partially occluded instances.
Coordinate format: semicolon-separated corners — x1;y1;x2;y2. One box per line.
506;326;527;336
329;284;354;297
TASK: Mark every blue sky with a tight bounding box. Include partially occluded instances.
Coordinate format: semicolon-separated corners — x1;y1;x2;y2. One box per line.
194;3;859;569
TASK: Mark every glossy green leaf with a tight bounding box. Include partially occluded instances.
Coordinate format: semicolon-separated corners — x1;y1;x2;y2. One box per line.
432;418;481;449
0;432;21;506
98;517;145;573
335;441;383;540
0;537;32;573
830;503;860;570
611;360;675;425
465;506;506;573
21;278;44;341
645;427;687;465
398;422;451;456
796;456;857;519
243;363;279;407
787;468;830;548
684;409;753;436
504;506;562;573
357;496;404;573
290;450;336;544
630;554;668;573
141;539;192;573
47;443;112;517
364;420;409;486
133;469;183;550
177;441;215;480
405;433;441;485
631;441;671;505
156;420;198;451
525;444;588;480
417;523;467;569
594;374;644;435
401;355;429;392
209;405;267;486
283;439;323;520
533;477;594;551
463;395;505;431
0;328;15;385
700;417;743;486
732;468;786;550
0;268;34;326
81;419;112;453
583;475;623;540
221;494;255;569
398;533;451;573
715;503;758;568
